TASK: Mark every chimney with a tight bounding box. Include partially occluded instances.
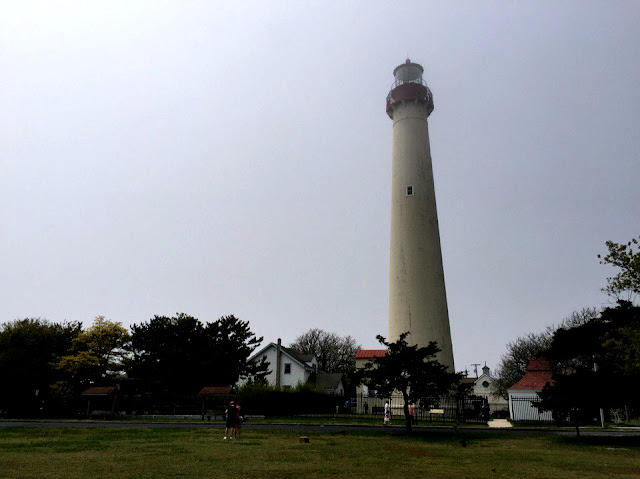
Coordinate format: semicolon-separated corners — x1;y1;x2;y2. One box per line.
275;338;282;388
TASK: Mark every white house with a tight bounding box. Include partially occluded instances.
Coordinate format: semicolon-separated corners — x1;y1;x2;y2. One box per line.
508;358;554;421
241;339;318;389
471;365;509;413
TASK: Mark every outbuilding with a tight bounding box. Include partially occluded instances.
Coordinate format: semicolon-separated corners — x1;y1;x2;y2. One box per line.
508;358;553;421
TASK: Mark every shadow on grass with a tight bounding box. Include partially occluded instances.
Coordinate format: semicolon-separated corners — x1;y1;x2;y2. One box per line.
319;427;640;450
554;435;640;448
326;427;472;446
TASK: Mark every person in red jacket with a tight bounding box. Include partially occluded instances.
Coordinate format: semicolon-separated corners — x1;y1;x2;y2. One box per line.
235;403;243;439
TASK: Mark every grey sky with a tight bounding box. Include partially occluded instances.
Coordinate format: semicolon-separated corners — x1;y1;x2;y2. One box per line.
2;1;639;373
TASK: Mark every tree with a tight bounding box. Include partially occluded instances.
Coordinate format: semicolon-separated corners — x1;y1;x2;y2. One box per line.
598;235;640;303
53;316;130;391
289;329;360;374
492;307;598;399
0;318;81;416
204;315;270;385
358;333;459;434
129;313;203;397
538;301;640;431
129;314;268;399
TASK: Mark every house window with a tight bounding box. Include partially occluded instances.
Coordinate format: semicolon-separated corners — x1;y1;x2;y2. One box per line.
284;363;291;374
406;186;414;196
482;381;490;388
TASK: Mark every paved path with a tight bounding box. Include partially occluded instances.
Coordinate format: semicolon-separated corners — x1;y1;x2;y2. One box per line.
1;421;639;437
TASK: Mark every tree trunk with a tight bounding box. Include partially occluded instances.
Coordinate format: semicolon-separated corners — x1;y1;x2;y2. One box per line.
403;393;412;434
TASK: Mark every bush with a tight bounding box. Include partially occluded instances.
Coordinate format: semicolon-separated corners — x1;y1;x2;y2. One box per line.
236;382;342;417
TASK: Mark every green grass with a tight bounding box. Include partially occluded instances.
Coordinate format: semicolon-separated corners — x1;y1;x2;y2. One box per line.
0;427;638;478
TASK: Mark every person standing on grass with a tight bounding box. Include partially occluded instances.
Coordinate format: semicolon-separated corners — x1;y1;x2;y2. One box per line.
224;400;237;439
235;403;243;439
408;403;414;425
384;400;391;425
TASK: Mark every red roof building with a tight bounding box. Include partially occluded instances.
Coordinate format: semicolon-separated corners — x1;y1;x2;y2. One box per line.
82;386;116;396
509;359;553;391
198;386;233;396
355;349;386;360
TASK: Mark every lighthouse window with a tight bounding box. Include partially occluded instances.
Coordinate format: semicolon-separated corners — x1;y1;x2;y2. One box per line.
406;186;414;196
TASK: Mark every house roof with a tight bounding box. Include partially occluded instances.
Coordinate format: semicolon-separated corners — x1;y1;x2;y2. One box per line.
82;386;116;396
198;386;233;396
355;349;386;359
315;372;344;390
281;346;314;364
248;342;315;369
509;358;553;391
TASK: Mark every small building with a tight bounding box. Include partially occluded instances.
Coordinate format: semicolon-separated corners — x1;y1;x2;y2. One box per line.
354;349;386;399
471;365;509;413
198;385;233;420
82;386;117;417
508;358;554;421
314;372;345;396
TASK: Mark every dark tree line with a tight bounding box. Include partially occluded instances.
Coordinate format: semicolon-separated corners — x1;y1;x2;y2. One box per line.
129;313;268;397
538;300;640;427
0;319;81;416
0;313;267;417
493;235;640;427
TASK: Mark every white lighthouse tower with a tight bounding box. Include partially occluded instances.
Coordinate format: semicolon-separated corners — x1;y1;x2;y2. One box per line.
386;59;454;370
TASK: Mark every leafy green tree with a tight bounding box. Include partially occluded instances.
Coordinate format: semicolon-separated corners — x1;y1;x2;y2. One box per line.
358;333;459;434
537;371;600;436
598;235;640;303
53;316;130;391
0;318;81;416
129;313;207;397
205;315;270;385
129;314;267;399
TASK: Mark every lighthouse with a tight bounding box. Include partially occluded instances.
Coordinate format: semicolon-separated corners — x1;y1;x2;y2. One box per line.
386;60;454;370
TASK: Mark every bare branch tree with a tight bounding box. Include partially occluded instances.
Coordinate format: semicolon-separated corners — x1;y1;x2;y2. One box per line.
289;329;360;373
492;307;599;399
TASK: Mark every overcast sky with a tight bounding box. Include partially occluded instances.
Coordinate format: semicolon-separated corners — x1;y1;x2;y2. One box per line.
1;1;639;374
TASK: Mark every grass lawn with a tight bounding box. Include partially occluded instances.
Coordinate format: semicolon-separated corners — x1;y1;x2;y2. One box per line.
0;426;638;478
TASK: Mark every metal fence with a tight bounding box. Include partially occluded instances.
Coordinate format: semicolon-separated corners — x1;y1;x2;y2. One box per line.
349;393;487;424
509;395;553;423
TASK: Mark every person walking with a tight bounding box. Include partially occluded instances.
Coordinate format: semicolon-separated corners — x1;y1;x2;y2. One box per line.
384;400;391;425
224;400;237;439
